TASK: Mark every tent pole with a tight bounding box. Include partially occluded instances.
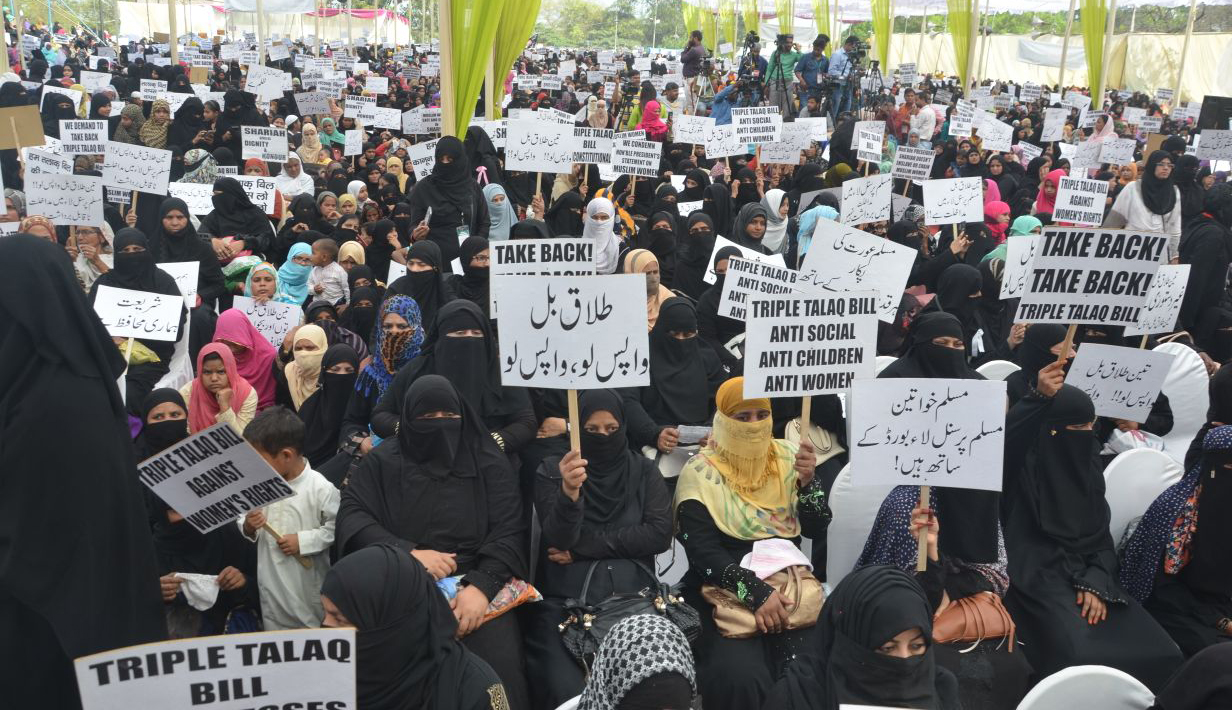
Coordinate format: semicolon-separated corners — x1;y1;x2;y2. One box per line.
917;6;926;70
963;0;976;89
1094;0;1117;107
1058;0;1076;89
1173;0;1197;104
169;0;178;63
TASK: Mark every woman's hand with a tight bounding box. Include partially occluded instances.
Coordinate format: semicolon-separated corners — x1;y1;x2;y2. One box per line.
1076;590;1107;625
547;547;574;565
411;221;429;242
531;193;545;219
754;590;794;634
730;178;740;199
215;387;233;411
65;241;79;260
357;436;374;455
949;231;971;256
159;574;182;602
125;209;138;227
793;440;816;487
386;231;401;249
657;426;680;454
559;449;587;502
908;504;939;562
451;584;489;638
1036;360;1066;398
411;549;458;579
536;417;567;438
1007;323;1026;349
216;566;246;591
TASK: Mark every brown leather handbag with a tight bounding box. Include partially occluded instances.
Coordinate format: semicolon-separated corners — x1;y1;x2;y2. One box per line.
701;565;824;639
931;591;1017;652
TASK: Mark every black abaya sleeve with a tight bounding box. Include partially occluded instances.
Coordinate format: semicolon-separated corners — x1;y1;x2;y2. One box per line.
490;403;536;454
621;387;667;450
193;241;226;307
567;460;672;561
338;386;377;446
464;460;527;600
335;450;417;555
676;500;775;610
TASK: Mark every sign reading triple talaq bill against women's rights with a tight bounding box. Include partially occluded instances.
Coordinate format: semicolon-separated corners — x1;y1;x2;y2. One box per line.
497;274;649;389
1016;228;1168;326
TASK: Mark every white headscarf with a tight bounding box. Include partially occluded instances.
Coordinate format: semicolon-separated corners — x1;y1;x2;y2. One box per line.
584;197;620;274
760;189;789;253
275;154;315;198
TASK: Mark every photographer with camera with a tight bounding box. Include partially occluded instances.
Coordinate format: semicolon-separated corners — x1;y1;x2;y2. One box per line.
794;35;829;109
766;32;801;117
827;35;863;121
682;29;709;114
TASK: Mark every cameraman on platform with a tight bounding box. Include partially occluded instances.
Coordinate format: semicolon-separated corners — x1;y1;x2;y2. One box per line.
827;35;861;120
765;32;801;117
794;35;829;109
681;29;708;114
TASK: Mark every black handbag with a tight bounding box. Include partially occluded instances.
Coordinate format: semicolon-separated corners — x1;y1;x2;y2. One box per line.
559;559;700;669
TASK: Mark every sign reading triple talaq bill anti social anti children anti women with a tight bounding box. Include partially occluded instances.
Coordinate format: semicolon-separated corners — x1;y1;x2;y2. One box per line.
731;106;783;143
496;274;649;389
136;422;295;533
1016;228;1168;326
743;292;878;397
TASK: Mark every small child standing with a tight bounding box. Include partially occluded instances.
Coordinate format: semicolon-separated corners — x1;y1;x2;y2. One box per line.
307;238;350;305
239;407;340;630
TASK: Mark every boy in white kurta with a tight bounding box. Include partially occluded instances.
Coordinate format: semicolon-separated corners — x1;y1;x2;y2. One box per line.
238;407;340;630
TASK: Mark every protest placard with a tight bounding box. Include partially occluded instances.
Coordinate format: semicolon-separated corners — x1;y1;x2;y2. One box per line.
139;79;167;102
156;261;199;307
1064;91;1091;111
240;126;288;163
244;64;286;101
79;69;111;93
702;234;788;284
1121;106;1146;125
922;177;983;225
135;421;295;533
611;137;662;178
1139;116;1163;134
999;234;1040;299
235;176;277;213
233;295;301;348
573;127;614;164
1017;228;1168;325
890;145;935;183
343;128;364;157
1053;176;1110;227
406;139;438;180
853;120;884;163
343;94;377;122
849;378;1006;490
731;106;783;143
370;106;402;131
673;114;711;145
365;75;388;94
1078;110;1105;131
743;292;878;396
24;146;72;175
103;142;172;195
1066;344;1176;423
1040;107;1068;143
798;218;916;322
74;628;356;710
468;119;506;148
167;181;215;215
718;256;799;320
1125;264;1190;336
505;118;575;173
1070;139;1103;174
840;174;892;226
676;200;702;216
948;101;974;137
1020;83;1041;102
1196;129;1232;160
293;91;330;116
59;120;107;155
703;122;747;159
1099;137;1136;166
978;116;1013;152
27;173;104;226
489;238;595;318
496;274;649;388
1155;87;1175;103
1017;141;1043;168
93;285;182;341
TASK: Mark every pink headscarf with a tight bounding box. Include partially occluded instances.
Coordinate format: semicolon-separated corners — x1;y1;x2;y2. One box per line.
984;201;1011;243
1035;168;1067;216
638;100;668;139
188;343;254;433
213;309;278;409
983;178;1001;205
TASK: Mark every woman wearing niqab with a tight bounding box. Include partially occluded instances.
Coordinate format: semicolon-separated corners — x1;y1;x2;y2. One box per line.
0;235;165;704
337;375;530;709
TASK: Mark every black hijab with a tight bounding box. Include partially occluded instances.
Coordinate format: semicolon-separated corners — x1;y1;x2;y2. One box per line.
422;135;473;216
679;167;710;201
575;389;643;526
1174;153;1204;219
544;190;584;236
731;202;772;253
207;177;269;238
390;201;415;244
511;218;552;240
340;285;380;344
454;235;490;317
168;96;206;150
1141;150;1178;217
702;183;733;237
41;94;77;138
936;263;983;345
135;388;190;460
300;344;360;467
673;212;717;299
0;235;166;660
153;197;202;261
95;228;167;292
880;312;979;380
733;167;761;209
647;298;710;424
320;543;490;710
388;240;451;326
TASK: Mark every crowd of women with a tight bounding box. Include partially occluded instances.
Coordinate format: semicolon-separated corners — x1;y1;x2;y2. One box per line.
1;22;1231;710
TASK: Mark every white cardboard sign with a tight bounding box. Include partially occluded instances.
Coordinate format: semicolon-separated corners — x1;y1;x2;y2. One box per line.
1053;176;1110;227
922;177;983;225
718;256;799;321
93;284;182;341
103;142;172;195
1125;264;1190;336
840;174;892;226
1066;344;1176;423
233;295;302;347
240;126;289;163
26;173;104;226
798;218;916;323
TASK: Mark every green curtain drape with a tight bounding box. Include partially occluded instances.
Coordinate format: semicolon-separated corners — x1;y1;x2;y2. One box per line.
870;0;890;67
719;0;738;58
489;0;541;118
446;0;503;137
812;0;829;42
682;2;700;39
946;0;975;89
742;0;760;38
1079;0;1107;96
775;0;794;35
703;5;719;53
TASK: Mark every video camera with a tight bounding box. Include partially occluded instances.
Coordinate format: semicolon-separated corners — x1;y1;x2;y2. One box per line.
847;38;871;63
774;33;794;50
743;31;760;47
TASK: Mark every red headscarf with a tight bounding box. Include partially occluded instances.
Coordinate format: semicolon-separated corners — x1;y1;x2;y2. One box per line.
984;200;1011;243
1035;168;1067;215
188;343;254;433
243;158;270;177
213;309;277;409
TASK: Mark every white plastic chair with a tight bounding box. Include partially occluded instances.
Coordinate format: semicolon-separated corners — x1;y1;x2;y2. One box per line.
825;464;895;585
655;538;690;587
1154;342;1210;465
1015;665;1154;710
553;696;580;710
1103;448;1184;541
976;359;1021;381
874;355;897;375
154;318;193;391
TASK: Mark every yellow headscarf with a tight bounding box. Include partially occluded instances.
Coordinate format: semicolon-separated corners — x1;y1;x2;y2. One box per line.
386;156;409;192
623;248;674;331
674;377;800;540
339;240;366;266
284;324;328;409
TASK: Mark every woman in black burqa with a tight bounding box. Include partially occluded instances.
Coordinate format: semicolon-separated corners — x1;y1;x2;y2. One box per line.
336;375;530;709
1002;384;1183;690
0;235;165;706
321;544;509;710
405;136;490;265
767;565;961;709
386;239;455;328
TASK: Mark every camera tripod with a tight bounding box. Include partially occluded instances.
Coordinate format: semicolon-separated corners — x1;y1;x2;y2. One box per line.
858;60;885;111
